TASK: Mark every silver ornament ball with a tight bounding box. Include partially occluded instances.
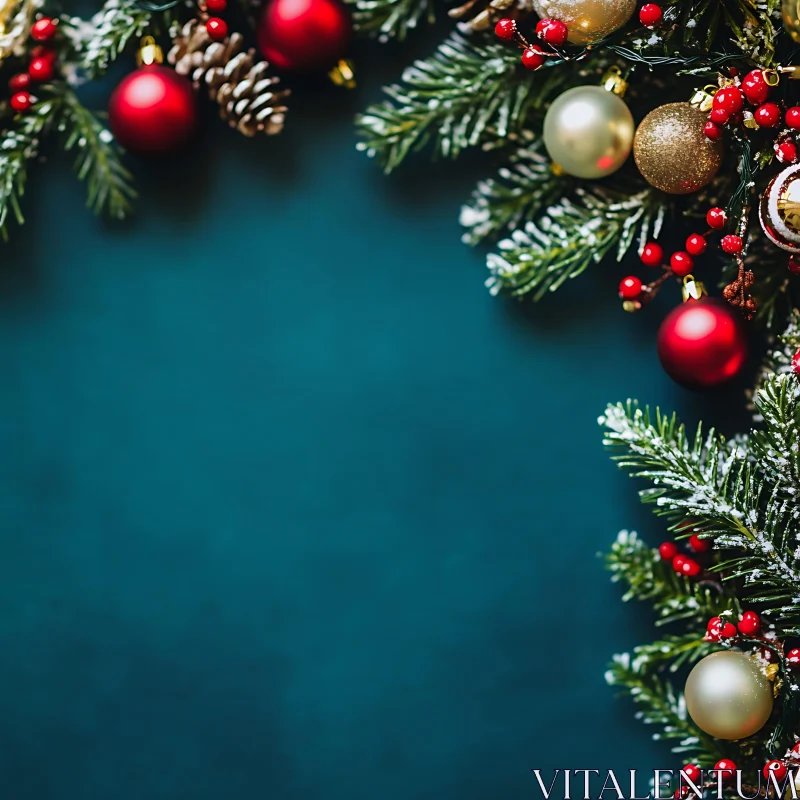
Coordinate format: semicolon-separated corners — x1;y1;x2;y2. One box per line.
543;86;634;179
684;651;773;740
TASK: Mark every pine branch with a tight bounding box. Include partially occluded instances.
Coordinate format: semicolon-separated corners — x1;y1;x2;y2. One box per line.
0;99;57;239
344;0;435;40
485;187;668;300
460;139;565;245
56;87;136;220
355;33;568;172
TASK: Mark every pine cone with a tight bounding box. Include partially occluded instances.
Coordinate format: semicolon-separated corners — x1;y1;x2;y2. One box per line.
168;19;289;137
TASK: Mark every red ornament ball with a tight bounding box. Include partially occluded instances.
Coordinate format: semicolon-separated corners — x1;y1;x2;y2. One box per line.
108;65;197;155
670;251;694;277
521;46;545;71
258;0;352;71
205;0;228;9
787;648;800;665
659;541;678;560
787;107;800;129
741;70;770;105
641;241;664;266
686;234;707;256
31;17;57;41
713;86;744;114
709;107;729;125
206;17;228;40
29;55;55;82
721;234;743;254
657;297;748;389
8;72;31;91
764;762;787;782
778;141;798;164
755;102;781;128
714;761;737;782
688;533;709;552
10;91;32;112
737;610;761;636
682;765;701;783
707;207;726;229
639;3;663;27
792;349;800;375
536;18;568;45
704;121;722;141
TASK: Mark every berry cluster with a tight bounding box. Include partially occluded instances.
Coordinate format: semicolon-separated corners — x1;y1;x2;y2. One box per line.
6;17;58;114
200;0;229;41
494;17;568;71
657;535;709;579
671;758;800;798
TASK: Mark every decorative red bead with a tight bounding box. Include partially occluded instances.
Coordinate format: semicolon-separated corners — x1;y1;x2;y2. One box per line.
755;102;781;128
707;616;723;634
8;72;30;91
641;241;664;267
714;761;737;782
682;765;701;783
709;107;729;125
659;541;678;561
205;17;228;39
30;17;57;41
28;55;54;82
494;18;516;39
674;554;701;577
685;234;707;256
790;257;800;275
639;3;663;27
205;0;227;10
619;275;643;299
787;107;800;129
741;69;770;105
737;610;761;636
521;47;545;70
720;621;738;638
764;761;787;782
10;91;32;112
688;533;710;552
535;18;568;45
704;121;722;141
670;251;694;277
792;349;800;376
787;647;800;664
778;141;798;164
707;207;726;229
721;234;743;254
713;86;744;114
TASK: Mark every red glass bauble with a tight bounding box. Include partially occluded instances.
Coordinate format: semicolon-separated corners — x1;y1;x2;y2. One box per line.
657;298;747;389
108;65;197;155
257;0;351;72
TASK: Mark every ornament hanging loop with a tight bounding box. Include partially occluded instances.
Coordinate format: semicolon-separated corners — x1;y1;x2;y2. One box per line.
328;59;356;89
690;84;718;113
137;36;164;66
602;66;628;97
681;274;707;302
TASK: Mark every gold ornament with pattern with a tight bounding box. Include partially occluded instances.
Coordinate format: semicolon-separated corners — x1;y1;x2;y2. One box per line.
760;163;800;252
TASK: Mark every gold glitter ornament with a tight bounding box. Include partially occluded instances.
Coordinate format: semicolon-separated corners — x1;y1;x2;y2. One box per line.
760;163;800;252
633;102;723;194
685;651;774;740
543;85;634;179
531;0;636;44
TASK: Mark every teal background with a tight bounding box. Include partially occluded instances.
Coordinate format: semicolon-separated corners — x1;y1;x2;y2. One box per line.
0;30;752;800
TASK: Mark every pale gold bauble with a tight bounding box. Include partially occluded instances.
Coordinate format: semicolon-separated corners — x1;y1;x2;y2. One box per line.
633;102;723;195
543;86;634;179
532;0;636;44
684;651;773;740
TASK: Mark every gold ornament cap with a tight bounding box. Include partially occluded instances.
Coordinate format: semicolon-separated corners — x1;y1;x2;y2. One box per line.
681;275;707;302
137;36;164;67
328;58;356;89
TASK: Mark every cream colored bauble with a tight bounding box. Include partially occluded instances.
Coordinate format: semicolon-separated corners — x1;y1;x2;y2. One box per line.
542;86;634;179
684;651;774;740
532;0;636;44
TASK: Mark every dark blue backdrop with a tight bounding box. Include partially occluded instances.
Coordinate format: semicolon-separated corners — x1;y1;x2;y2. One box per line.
0;31;752;800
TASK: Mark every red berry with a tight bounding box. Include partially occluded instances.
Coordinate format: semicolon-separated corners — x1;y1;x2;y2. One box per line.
787;107;800;129
30;45;56;62
714;761;737;782
619;275;643;299
720;621;738;638
639;3;663;27
31;17;57;41
707;616;723;634
764;761;787;782
670;251;694;277
205;0;227;9
778;141;798;164
755;102;781;128
790;257;800;275
741;69;770;105
28;55;54;82
205;17;228;39
536;18;568;45
792;349;800;376
641;241;664;267
790;741;800;759
707;207;726;229
709;107;729;125
8;72;30;91
721;235;743;254
674;788;690;800
713;86;744;114
704;121;722;141
521;47;545;70
685;234;707;256
674;554;701;577
787;647;800;664
495;18;516;39
738;610;761;636
689;533;710;552
659;541;678;561
682;765;701;783
10;91;32;112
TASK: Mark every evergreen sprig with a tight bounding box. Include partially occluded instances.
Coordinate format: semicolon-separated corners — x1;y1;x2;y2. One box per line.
344;0;435;40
